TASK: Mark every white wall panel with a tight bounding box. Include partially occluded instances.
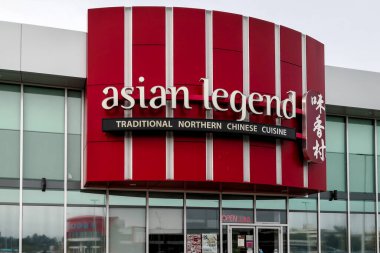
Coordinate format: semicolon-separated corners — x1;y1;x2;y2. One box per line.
21;24;86;78
326;66;380;110
0;21;21;71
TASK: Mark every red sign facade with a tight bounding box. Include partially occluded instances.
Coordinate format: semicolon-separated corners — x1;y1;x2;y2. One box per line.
85;7;326;193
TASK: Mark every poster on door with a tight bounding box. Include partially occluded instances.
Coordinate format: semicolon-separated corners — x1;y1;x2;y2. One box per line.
202;233;218;253
186;234;201;253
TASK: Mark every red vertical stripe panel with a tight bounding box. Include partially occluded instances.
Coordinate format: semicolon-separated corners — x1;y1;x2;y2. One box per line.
86;7;125;182
173;8;206;181
280;27;304;188
132;7;167;181
212;11;244;183
249;18;277;185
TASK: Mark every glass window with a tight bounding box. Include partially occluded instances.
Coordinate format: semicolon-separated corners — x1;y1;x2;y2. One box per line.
350;200;376;253
186;194;219;208
23;206;64;253
187;194;220;253
326;116;346;191
67;191;106;205
149;208;183;253
67;206;106;253
0;84;20;179
0;205;19;252
222;195;253;209
23;86;64;180
348;118;375;193
109;191;146;206
68;90;82;182
0;188;19;203
23;189;64;205
320;200;347;253
110;208;145;253
289;198;317;253
222;195;253;224
149;192;183;207
256;196;286;223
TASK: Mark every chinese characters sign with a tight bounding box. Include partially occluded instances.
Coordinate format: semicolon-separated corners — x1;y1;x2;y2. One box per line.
302;90;326;163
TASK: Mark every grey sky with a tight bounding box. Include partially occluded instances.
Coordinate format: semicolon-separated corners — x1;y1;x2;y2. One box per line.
0;0;379;72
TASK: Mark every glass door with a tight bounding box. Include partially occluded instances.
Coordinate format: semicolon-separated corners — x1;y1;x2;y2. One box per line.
228;227;255;253
256;227;281;253
228;226;282;253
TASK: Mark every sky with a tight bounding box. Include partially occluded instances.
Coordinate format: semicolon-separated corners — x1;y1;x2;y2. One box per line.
0;0;379;73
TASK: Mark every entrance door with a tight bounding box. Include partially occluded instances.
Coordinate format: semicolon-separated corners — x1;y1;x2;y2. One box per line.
228;226;282;253
257;227;281;253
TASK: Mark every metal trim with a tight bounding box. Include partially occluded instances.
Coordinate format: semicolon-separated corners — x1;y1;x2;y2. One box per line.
317;192;321;253
286;196;290;253
165;7;174;180
18;83;24;253
106;189;110;253
374;119;379;253
206;10;213;181
346;116;351;253
63;88;68;253
124;7;133;180
146;191;149;253
219;192;223;253
275;24;282;185
183;191;187;253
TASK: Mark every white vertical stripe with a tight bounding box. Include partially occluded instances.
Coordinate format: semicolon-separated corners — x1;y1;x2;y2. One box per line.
243;16;250;182
275;24;282;185
18;84;23;253
124;7;133;180
166;7;174;180
63;89;68;253
206;10;213;181
302;34;309;188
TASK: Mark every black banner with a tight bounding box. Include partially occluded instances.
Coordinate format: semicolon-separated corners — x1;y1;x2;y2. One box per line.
102;118;296;140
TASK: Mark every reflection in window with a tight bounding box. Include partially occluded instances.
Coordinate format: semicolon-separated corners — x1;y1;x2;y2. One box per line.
326;116;346;191
67;206;106;253
320;200;347;253
0;205;19;252
350;200;376;253
149;208;183;253
348;118;374;193
67;90;82;182
187;194;219;253
0;84;20;179
23;206;64;253
23;86;64;180
110;208;145;253
289;198;317;253
109;192;146;253
256;196;286;224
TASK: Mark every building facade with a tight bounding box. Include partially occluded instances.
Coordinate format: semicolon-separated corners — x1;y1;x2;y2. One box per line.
0;6;379;253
